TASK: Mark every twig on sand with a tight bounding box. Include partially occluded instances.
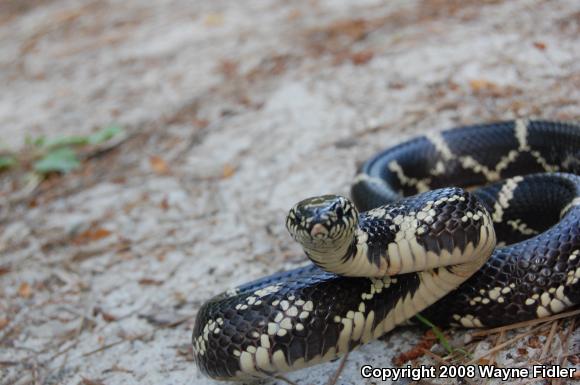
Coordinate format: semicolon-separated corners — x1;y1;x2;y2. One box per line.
467;324;548;365
421;348;452;366
554;316;577;385
540;320;559;359
490;330;505;366
82;332;149;357
326;350;351;385
483;330;505;385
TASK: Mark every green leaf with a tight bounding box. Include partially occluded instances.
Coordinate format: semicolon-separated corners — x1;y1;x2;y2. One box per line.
44;135;90;148
33;147;80;174
415;314;454;355
28;135;46;147
88;125;123;144
0;155;16;170
34;125;123;149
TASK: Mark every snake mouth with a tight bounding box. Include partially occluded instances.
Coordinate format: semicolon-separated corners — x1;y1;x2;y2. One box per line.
291;221;337;244
310;223;329;238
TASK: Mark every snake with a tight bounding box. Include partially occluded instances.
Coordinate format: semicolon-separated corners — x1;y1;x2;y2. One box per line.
192;120;580;381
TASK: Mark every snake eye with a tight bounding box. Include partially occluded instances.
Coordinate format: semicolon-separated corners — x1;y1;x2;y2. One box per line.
336;207;344;219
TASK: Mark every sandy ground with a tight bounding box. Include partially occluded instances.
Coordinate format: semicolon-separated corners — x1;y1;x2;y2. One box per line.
1;1;579;384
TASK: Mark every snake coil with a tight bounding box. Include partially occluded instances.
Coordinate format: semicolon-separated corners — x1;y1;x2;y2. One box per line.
193;120;580;380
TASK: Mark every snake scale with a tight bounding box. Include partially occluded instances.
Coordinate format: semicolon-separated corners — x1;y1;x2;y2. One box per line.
192;120;580;380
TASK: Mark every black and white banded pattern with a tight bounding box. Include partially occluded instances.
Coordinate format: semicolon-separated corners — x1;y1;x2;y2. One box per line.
193;120;580;380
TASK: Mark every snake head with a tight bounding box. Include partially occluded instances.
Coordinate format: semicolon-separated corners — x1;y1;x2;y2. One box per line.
286;194;359;251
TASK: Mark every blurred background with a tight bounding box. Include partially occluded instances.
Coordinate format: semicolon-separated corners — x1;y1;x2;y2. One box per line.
0;1;578;384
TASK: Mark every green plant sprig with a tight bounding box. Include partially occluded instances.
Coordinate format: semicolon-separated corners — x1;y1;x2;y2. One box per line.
2;125;123;175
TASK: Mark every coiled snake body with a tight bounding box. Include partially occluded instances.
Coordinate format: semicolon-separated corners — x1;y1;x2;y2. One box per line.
193;120;580;380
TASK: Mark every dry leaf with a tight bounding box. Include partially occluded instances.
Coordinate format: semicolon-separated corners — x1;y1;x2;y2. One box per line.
527;335;542;348
0;318;9;330
392;330;435;366
287;9;301;21
351;50;374;65
138;278;163;286
568;355;580;365
81;377;105;385
469;79;499;92
73;227;112;244
321;19;369;41
217;59;238;79
18;282;32;298
533;41;547;50
174;291;187;304
149;156;170;175
204;13;224;27
102;312;117;322
193;118;209;128
223;164;236;178
468;78;518;97
478;358;491;365
175;343;195;362
94;307;118;322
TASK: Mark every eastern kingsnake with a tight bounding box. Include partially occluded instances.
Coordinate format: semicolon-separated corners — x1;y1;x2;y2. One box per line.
192;120;580;380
